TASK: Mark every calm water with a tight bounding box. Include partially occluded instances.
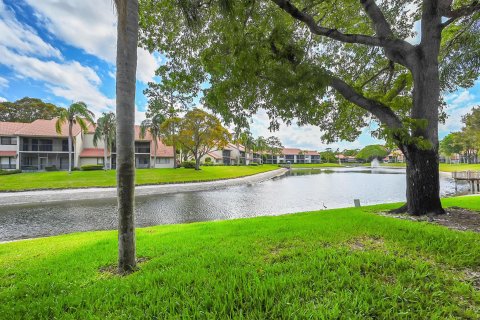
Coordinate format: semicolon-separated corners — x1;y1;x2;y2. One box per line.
0;167;468;241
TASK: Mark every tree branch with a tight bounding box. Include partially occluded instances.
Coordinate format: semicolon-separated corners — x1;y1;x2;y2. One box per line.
359;0;393;38
329;76;403;129
271;0;408;49
441;0;480;18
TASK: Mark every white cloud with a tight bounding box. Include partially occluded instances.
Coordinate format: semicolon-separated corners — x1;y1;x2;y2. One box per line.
441;88;479;132
0;1;61;59
25;0;160;83
0;75;8;88
0;46;114;113
135;106;147;124
136;49;160;83
0;96;6;102
248;109;373;151
24;0;116;62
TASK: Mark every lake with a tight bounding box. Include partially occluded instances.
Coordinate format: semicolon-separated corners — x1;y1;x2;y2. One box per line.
0;167;468;241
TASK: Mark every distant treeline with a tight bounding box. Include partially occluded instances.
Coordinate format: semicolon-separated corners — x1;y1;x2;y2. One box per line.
0;97;63;123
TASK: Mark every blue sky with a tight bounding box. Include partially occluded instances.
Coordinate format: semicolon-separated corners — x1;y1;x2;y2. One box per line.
0;0;478;151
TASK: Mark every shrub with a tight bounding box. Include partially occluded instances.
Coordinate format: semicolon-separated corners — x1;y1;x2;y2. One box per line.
204;157;212;163
248;163;259;166
202;162;215;166
72;167;80;171
81;164;104;171
45;165;58;172
181;161;196;169
0;169;21;175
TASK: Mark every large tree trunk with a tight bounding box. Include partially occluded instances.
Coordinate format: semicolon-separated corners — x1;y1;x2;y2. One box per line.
195;154;200;170
404;146;444;215
115;0;138;274
68;122;73;174
403;2;444;216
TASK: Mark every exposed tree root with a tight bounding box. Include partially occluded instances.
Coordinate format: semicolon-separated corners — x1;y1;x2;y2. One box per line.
389;203;408;214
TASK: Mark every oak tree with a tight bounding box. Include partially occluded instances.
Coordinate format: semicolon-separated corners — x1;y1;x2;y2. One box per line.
140;0;480;215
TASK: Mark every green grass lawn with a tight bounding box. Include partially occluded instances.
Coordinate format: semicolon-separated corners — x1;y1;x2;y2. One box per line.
0;165;279;191
439;163;480;172
380;163;480;172
292;162;480;173
1;196;479;319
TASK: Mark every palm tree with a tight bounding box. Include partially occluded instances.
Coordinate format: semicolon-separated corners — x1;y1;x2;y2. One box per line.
239;131;254;164
139;114;165;168
93;112;116;170
255;136;268;164
114;0;138;274
232;126;243;165
55;101;94;173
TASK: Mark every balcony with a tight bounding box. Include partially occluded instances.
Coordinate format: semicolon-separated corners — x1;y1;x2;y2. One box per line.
135;142;150;154
0;164;16;170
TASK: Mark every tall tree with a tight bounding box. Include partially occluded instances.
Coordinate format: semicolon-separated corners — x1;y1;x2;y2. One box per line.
139;0;480;215
266;136;284;163
144;77;192;168
139;113;165;167
232;126;244;165
114;0;139;274
93;112;116;170
0;97;62;123
239;131;255;164
159;116;182;167
254;136;268;164
55;102;94;173
178;108;231;170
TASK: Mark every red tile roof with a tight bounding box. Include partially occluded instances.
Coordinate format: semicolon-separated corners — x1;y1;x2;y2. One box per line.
282;148;302;155
151;138;174;157
207;152;222;160
80;148;108;158
14;118;83;137
0;122;28;135
0;151;16;156
303;150;319;156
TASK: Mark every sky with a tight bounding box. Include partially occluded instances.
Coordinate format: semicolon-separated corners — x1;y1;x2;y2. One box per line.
0;0;478;151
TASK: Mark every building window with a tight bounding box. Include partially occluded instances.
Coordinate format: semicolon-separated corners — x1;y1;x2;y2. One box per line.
222;150;231;157
135;142;150;154
156;158;170;164
30;139;52;151
62;139;69;152
1;137;17;145
97;157;104;165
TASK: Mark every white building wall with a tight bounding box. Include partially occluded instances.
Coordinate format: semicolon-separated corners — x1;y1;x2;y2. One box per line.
79;157;100;166
0;137;18;152
74;133;83;168
152;156;174;168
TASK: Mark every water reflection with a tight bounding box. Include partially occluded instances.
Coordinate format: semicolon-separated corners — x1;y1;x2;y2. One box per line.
0;167;469;241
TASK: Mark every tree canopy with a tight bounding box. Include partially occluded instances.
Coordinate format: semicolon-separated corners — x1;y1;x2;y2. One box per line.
139;0;480;215
356;145;389;161
440;106;480;162
177;108;231;170
0;97;63;123
139;0;479;144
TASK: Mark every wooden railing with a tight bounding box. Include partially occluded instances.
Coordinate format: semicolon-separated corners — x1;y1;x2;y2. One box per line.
452;171;480;180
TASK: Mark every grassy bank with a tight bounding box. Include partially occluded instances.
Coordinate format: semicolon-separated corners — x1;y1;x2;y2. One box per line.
0;165;279;191
292;162;480;172
380;163;480;172
1;196;479;319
